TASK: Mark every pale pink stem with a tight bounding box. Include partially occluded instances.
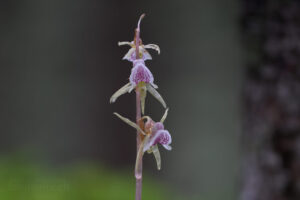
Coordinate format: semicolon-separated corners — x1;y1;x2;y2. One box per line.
135;90;143;200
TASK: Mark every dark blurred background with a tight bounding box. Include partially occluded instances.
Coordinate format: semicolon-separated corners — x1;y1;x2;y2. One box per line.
0;0;299;200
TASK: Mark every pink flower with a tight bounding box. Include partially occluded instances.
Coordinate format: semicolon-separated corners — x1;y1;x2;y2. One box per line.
118;13;160;62
109;61;165;114
113;108;172;170
110;15;165;114
130;59;155;87
143;123;172;152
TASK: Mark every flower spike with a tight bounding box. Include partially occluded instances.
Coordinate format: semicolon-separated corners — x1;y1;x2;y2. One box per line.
110;15;172;197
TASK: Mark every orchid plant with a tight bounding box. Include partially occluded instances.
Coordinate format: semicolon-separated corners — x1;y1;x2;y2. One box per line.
110;14;172;200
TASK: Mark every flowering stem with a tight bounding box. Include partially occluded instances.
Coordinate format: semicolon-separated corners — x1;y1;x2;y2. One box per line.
135;13;145;200
135;90;143;200
112;13;171;200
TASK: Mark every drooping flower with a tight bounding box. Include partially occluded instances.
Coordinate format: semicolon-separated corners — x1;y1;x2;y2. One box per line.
130;59;155;88
110;14;166;114
113;108;171;170
118;13;160;62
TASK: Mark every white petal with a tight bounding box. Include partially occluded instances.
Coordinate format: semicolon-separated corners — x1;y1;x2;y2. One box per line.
113;112;146;135
143;136;153;152
163;144;172;150
122;48;136;61
140;85;147;114
128;84;135;93
151;83;158;89
152;145;161;170
146;84;166;108
118;41;133;46
110;83;131;103
141;48;152;61
144;44;160;54
135;134;150;179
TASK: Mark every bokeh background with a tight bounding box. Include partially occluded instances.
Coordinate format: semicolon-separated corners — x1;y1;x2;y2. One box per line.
0;0;299;200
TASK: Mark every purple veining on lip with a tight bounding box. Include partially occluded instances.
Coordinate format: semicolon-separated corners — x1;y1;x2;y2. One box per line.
143;128;172;152
153;130;171;145
130;59;154;85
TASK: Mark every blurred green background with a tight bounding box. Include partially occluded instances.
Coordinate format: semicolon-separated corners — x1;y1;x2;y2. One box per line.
0;0;243;199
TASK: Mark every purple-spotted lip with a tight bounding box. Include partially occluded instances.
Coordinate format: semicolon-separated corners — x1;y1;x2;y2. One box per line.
143;128;172;152
129;60;154;85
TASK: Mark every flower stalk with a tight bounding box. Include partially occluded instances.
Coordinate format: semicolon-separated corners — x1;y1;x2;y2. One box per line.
135;14;143;200
110;13;172;200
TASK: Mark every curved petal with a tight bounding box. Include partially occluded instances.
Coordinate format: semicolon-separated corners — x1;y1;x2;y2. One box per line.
146;84;166;108
113;112;146;135
151;83;158;89
146;144;162;170
151;145;161;170
110;83;132;103
118;41;133;46
144;44;160;54
128;84;135;93
135;134;150;179
160;108;169;123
